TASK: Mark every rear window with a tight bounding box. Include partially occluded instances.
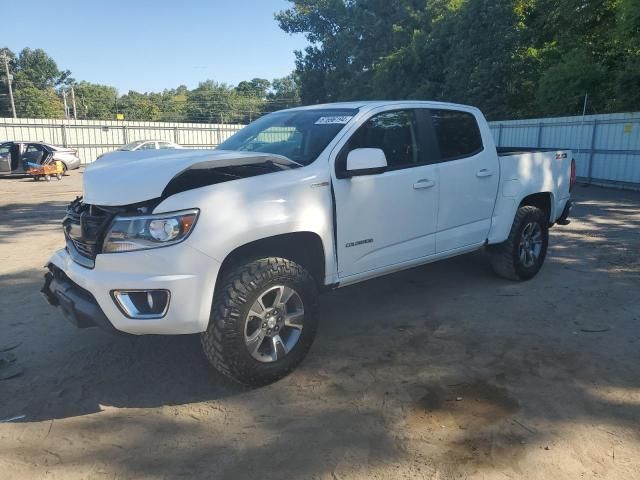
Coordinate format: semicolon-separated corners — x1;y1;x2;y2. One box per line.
430;109;483;160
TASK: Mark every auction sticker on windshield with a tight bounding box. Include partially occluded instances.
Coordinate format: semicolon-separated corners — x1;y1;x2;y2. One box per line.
315;116;353;125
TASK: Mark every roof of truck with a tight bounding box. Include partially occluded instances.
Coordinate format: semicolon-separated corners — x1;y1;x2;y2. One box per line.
284;100;479;112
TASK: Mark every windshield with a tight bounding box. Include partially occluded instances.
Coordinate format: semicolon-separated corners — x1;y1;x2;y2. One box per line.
120;140;146;151
218;108;358;166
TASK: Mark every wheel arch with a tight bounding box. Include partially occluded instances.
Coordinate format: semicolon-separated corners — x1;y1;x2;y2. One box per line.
216;231;327;290
519;191;555;224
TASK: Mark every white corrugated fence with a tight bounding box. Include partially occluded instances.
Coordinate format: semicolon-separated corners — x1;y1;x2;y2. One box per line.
0;118;244;164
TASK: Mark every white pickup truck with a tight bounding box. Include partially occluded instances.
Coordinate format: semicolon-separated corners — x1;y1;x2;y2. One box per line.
43;101;574;385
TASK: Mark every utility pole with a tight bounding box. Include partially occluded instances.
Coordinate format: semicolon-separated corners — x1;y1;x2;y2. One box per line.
62;89;69;119
70;87;77;120
1;53;16;118
62;88;77;120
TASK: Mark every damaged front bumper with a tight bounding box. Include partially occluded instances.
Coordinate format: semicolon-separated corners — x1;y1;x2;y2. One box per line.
42;243;221;335
42;265;120;333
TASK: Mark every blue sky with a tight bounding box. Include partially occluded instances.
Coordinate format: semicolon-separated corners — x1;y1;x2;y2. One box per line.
2;0;307;94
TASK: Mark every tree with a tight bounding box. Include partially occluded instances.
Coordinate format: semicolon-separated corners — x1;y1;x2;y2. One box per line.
74;82;118;120
0;46;71;118
13;83;64;118
267;74;301;111
236;78;271;99
157;86;188;122
277;0;428;104
119;91;162;121
277;0;640;118
534;49;609;116
14;48;72;89
614;0;640;110
185;81;237;123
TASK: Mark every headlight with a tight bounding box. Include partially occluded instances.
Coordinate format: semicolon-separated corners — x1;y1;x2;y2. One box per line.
103;209;199;253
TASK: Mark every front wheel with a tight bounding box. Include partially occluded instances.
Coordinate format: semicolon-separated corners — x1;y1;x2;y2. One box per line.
489;205;549;281
201;257;318;386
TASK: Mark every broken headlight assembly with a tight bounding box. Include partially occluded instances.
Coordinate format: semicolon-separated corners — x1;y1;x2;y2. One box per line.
102;209;199;253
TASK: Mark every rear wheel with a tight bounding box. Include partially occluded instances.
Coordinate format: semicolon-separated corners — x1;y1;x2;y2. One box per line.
489;205;549;281
201;257;318;386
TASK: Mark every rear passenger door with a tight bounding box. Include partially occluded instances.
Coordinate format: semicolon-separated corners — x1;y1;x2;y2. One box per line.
23;143;47;165
429;109;499;252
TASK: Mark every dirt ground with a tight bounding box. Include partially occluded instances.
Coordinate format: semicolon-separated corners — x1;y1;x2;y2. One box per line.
0;170;639;480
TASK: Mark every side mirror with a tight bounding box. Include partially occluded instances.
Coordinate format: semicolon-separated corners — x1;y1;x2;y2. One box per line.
346;148;387;176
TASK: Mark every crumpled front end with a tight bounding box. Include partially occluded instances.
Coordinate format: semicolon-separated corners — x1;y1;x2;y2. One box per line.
43;197;221;335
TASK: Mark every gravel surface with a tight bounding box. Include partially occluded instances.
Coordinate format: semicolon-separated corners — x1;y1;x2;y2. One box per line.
1;170;639;479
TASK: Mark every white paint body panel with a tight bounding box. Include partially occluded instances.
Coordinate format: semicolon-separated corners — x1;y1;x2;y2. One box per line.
83;149;298;206
435;106;500;252
47;101;572;335
487;151;572;244
333;164;439;277
48;243;220;335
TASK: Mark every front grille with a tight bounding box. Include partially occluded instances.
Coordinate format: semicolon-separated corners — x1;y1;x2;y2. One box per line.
63;197;114;267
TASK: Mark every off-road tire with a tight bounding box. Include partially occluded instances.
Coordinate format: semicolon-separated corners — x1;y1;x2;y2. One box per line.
489;205;549;281
201;257;318;386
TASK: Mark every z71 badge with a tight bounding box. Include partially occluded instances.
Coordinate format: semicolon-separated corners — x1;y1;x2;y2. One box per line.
345;238;373;248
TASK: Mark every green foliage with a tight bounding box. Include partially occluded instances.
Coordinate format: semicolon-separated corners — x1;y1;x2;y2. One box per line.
13;82;64;118
74;82;118;120
236;78;271;98
1;47;70;118
534;49;608;116
15;48;72;89
278;0;640;118
266;74;302;111
119;91;162;121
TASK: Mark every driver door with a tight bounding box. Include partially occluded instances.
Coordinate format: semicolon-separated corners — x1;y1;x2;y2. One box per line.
332;109;439;280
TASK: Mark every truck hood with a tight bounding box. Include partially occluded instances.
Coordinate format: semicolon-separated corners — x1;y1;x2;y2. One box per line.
83;149;298;206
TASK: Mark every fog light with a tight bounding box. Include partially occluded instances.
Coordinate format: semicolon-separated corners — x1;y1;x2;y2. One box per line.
111;290;170;319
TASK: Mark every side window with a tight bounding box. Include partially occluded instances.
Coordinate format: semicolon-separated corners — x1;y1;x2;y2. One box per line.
430;109;483;161
346;110;420;169
158;142;175;149
0;144;10;155
26;144;44;153
139;142;157;150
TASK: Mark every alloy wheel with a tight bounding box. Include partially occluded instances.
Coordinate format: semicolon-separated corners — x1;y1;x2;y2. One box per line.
244;285;304;363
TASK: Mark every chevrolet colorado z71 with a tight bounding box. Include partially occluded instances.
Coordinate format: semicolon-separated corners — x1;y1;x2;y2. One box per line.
43;101;574;385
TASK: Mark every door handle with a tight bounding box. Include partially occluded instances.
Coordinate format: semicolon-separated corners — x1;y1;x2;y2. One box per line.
476;169;493;178
413;179;436;189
